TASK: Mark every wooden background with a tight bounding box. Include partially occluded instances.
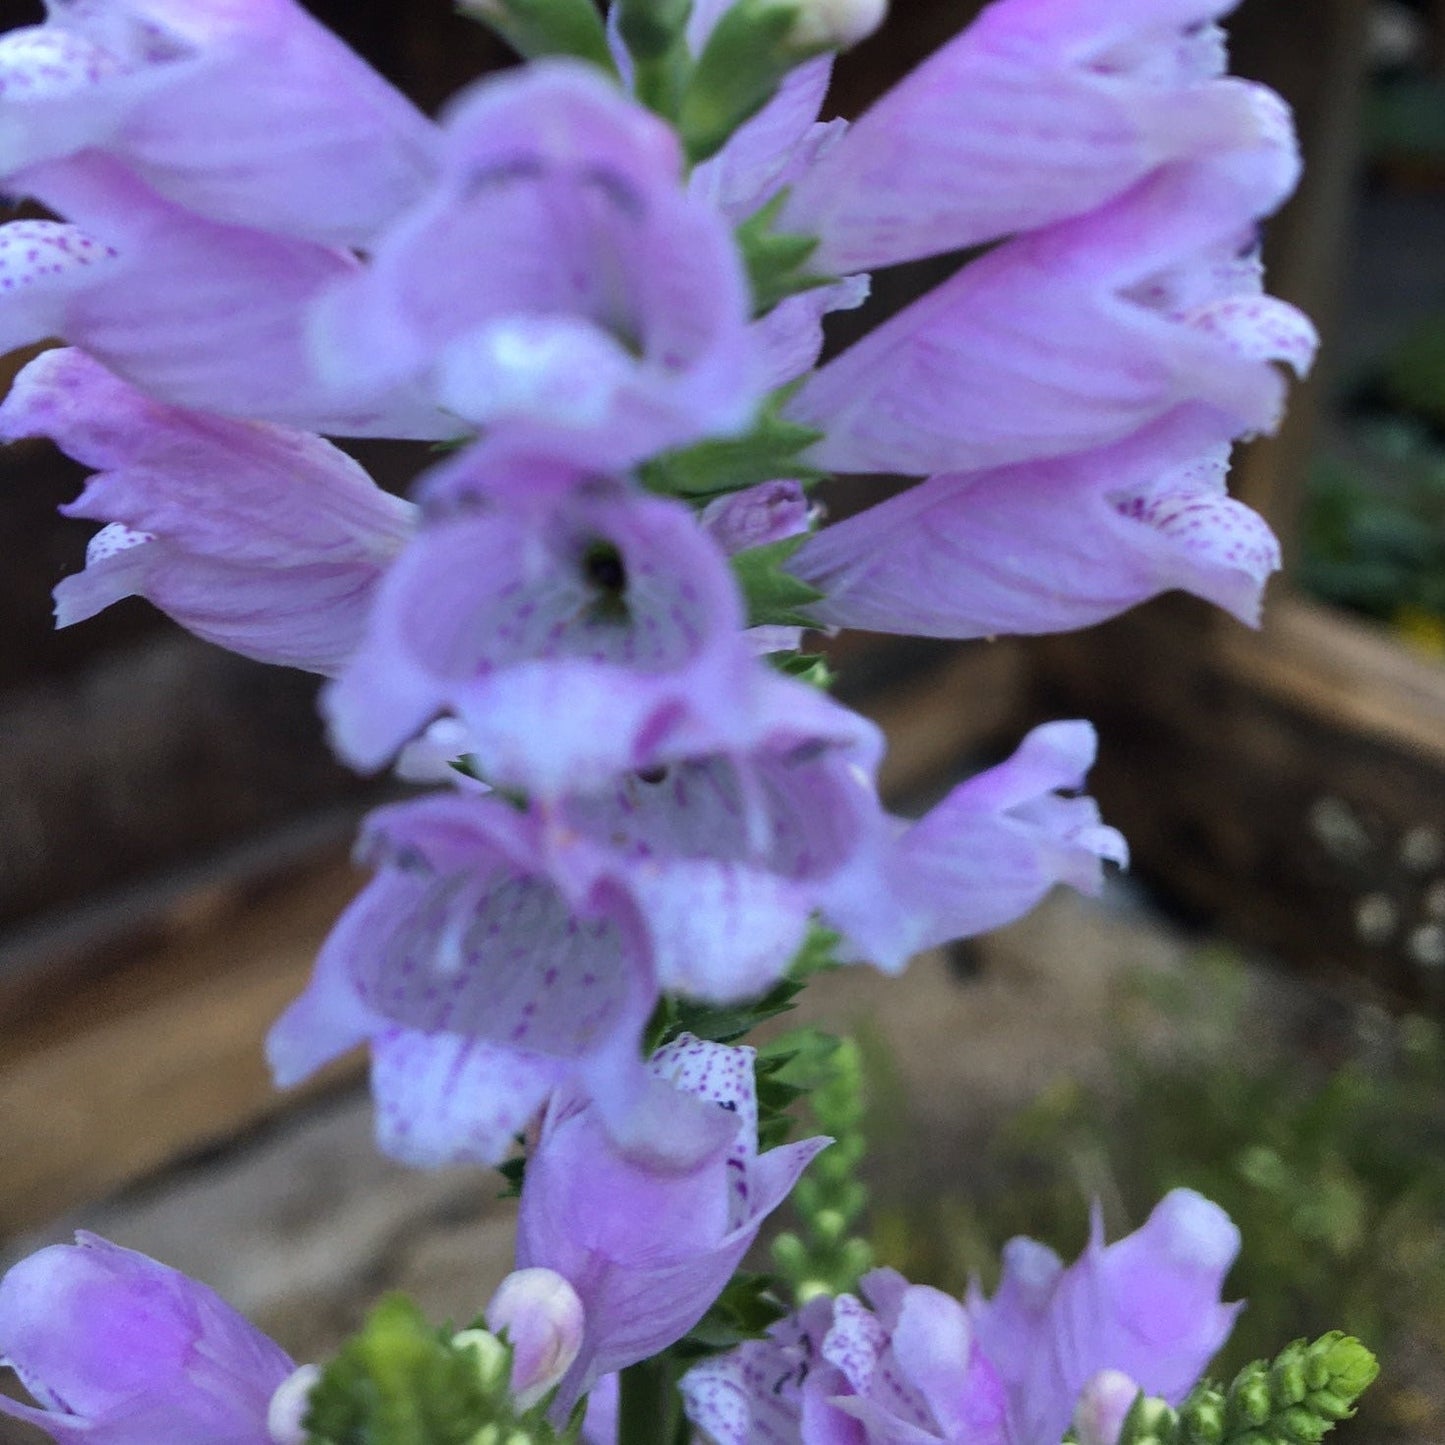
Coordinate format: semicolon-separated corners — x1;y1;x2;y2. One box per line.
0;0;1442;1251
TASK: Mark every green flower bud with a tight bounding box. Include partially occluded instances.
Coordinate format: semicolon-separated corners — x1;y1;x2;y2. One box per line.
1230;1368;1274;1428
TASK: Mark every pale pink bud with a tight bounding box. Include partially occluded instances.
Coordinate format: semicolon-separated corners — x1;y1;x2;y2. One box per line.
1074;1368;1142;1445
485;1267;586;1410
267;1363;322;1445
789;0;886;50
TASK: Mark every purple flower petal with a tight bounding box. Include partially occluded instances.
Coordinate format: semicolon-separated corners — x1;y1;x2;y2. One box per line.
788;157;1314;477
791;404;1280;637
0;156;452;436
517;1036;828;1414
267;792;663;1167
0;347;415;673
323;482;770;793
0;0;440;246
310;61;762;467
0;1234;292;1445
686;1191;1238;1445
826;722;1127;970
371;1031;564;1170
971;1190;1242;1445
549;689;885;999
702;480;812;554
781;0;1295;273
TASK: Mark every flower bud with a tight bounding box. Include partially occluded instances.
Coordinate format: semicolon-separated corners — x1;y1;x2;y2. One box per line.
268;1363;322;1445
485;1268;586;1409
452;1328;512;1394
1074;1369;1142;1445
787;0;887;51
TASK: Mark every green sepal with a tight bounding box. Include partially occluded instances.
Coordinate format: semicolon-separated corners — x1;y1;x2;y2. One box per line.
458;0;619;75
615;0;692;61
675;1271;788;1357
496;1152;528;1200
736;192;829;316
303;1295;555;1445
739;192;832;316
638;393;825;502
731;534;825;628
615;0;693;116
771;651;835;689
647;923;840;1047
654;974;805;1050
678;0;815;163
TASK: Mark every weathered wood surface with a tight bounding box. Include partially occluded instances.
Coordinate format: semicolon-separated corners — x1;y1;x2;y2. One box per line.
0;849;363;1242
0;635;379;936
1030;595;1445;1004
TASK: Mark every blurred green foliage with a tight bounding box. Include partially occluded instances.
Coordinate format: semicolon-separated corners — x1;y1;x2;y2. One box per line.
1301;420;1445;650
1301;301;1445;654
870;953;1445;1439
1365;78;1445;167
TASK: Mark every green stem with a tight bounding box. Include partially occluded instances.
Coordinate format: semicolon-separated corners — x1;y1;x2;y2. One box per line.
617;1355;678;1445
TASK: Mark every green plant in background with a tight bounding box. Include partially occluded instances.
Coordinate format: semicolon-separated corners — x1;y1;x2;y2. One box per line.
872;951;1445;1440
1302;428;1445;655
1301;307;1445;658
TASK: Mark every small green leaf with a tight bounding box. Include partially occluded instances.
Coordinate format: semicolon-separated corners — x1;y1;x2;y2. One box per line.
638;400;825;501
771;651;834;689
736;193;828;315
459;0;619;74
731;534;825;627
677;0;804;163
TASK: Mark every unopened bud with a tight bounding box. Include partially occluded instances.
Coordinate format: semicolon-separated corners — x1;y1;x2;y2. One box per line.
267;1363;321;1445
787;0;886;51
453;1329;511;1394
485;1268;586;1410
1075;1370;1143;1445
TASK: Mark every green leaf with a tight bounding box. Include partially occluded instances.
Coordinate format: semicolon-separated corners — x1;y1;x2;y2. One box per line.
736;193;828;315
771;651;835;689
496;1153;528;1200
638;401;825;501
676;1272;788;1356
459;0;620;74
677;0;804;163
731;534;825;627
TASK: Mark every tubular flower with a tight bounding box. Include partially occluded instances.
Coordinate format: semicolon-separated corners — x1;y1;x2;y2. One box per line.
517;1035;828;1416
787;156;1315;478
825;721;1128;972
778;0;1299;274
310;61;763;468
323;465;805;796
681;1189;1240;1445
789;404;1282;636
0;156;454;436
0;347;415;673
0;1233;294;1445
265;791;682;1171
0;0;440;246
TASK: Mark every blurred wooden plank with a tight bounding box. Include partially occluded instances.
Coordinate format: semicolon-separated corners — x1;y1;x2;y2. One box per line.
0;851;363;1240
1030;595;1445;1005
0;633;377;934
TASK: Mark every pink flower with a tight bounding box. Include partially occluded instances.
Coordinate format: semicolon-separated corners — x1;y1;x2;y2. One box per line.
0;0;439;246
